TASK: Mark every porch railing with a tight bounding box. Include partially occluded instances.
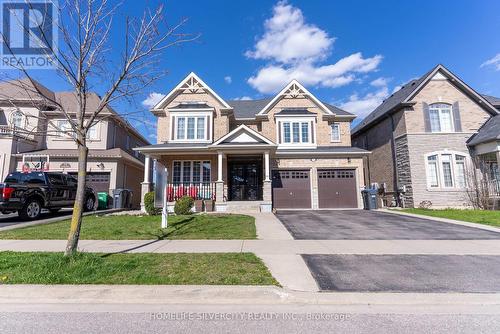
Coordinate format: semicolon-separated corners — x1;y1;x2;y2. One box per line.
489;179;500;196
0;125;13;136
167;182;216;202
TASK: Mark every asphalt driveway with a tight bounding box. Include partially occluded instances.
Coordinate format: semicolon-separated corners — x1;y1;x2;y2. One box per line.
303;254;500;292
276;210;500;240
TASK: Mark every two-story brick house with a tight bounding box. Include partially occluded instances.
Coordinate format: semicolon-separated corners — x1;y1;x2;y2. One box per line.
0;78;149;207
352;64;500;208
136;73;369;212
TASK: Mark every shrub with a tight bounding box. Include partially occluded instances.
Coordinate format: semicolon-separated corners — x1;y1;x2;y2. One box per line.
418;200;432;209
144;192;160;216
174;196;194;215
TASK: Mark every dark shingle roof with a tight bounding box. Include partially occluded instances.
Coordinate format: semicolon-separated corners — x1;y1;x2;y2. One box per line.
227;99;272;119
171;102;212;109
275;108;314;115
351;72;431;135
482;95;500;108
227;98;353;119
467;115;500;146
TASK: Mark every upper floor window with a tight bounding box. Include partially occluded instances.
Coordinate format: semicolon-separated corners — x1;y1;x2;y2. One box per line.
278;119;314;146
172;114;210;142
56;120;74;138
331;123;341;142
87;123;99;140
11;111;24;128
426;152;466;189
429;103;453;132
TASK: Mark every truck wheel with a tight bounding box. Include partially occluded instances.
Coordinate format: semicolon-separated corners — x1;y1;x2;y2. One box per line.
84;196;95;212
19;199;42;220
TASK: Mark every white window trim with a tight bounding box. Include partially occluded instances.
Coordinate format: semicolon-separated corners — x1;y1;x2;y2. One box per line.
429;103;454;133
169;111;212;143
330;122;341;143
276;116;317;149
424;151;468;190
87;122;101;141
172;160;212;184
11;111;25;128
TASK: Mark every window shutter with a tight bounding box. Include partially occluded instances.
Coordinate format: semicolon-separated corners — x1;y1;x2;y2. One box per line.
452;102;462;132
423;102;431;132
171;116;176;140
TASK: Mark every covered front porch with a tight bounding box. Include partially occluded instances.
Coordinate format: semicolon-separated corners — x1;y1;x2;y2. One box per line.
137;125;277;212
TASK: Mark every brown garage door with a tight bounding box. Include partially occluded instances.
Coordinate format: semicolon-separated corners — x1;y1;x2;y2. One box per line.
70;172;110;193
318;169;357;208
272;170;311;209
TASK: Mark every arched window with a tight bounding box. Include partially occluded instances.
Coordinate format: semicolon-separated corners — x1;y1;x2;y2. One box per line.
11;111;24;128
429;103;453;132
426;152;466;189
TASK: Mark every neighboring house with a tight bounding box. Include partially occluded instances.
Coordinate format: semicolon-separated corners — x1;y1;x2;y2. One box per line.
0;78;149;208
352;64;500;208
136;72;369;212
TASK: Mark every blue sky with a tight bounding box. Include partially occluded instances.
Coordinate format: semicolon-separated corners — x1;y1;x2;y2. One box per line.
13;0;500;142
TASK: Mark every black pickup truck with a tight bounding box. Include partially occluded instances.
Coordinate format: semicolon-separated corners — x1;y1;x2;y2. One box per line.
0;172;96;220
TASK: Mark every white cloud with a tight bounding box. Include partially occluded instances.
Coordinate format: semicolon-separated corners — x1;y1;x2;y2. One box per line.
245;1;334;63
233;96;253;100
224;76;232;84
142;92;165;108
339;86;388;119
481;54;500;71
246;2;382;94
370;77;391;87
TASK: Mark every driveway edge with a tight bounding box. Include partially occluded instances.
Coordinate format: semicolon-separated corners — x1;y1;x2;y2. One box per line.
380;209;500;233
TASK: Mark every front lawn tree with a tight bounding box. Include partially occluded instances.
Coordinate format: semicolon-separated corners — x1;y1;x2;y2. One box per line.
0;0;197;256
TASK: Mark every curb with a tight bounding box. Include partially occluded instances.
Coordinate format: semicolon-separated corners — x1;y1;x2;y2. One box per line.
0;208;124;232
1;285;500;306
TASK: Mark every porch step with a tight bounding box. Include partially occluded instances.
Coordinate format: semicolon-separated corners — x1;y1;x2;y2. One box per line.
224;201;266;213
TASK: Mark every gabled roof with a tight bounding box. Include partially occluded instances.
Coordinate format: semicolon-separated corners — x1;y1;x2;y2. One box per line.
153;72;231;111
352;64;499;135
467;115;500;146
210;124;276;147
226;97;353;120
482;94;500;108
257;80;333;116
0;78;55;102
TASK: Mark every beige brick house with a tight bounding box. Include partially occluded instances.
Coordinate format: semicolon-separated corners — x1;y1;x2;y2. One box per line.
136;73;369;212
352;64;500;208
0;78;149;208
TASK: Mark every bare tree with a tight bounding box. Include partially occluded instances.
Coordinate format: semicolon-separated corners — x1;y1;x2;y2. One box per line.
464;156;498;210
0;0;197;256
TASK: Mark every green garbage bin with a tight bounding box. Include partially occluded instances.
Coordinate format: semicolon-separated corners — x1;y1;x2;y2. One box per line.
97;192;109;210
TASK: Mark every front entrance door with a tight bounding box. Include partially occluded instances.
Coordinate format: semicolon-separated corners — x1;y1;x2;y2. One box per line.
228;158;262;201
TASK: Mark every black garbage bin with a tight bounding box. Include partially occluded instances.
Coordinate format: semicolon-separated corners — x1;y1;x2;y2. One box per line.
113;189;133;208
361;188;378;210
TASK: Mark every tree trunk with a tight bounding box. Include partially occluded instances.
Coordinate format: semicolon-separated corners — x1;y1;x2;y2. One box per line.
64;141;88;256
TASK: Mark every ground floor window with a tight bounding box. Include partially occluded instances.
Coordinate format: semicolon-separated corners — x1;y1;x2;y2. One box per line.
172;160;211;183
426;152;466;189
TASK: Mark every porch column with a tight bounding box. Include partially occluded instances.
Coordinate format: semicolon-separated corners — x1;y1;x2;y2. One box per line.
261;150;272;212
215;151;226;212
140;155;152;212
497;151;500;166
264;150;270;181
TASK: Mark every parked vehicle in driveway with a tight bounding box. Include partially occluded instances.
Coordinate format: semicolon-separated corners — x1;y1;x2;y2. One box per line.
0;172;96;220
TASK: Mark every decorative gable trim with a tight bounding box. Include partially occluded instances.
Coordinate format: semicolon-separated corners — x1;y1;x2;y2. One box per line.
404;64;499;115
152;72;231;112
256;80;333;116
210;124;276;146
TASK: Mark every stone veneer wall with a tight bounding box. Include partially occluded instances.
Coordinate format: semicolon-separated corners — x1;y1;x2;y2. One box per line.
394;135;414;207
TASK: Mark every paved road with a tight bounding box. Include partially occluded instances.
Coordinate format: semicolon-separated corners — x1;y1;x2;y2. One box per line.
1;303;500;334
0;209;73;228
303;254;500;292
276;210;500;240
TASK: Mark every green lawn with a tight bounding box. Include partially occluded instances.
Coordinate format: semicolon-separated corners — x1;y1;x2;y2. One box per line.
0;251;277;285
0;214;256;240
400;208;500;227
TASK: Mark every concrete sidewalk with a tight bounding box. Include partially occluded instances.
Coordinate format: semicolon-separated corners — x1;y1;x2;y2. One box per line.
2;239;500;255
